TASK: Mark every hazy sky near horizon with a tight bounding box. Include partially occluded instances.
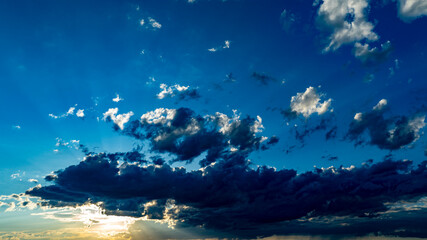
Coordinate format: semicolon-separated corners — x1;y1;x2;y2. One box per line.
1;0;427;239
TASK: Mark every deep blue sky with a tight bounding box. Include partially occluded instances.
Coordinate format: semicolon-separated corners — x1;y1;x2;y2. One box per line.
1;0;427;239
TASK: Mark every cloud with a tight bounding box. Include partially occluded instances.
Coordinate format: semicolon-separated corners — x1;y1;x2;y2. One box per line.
26;149;427;238
316;0;378;52
49;106;76;119
354;41;393;65
12;125;21;130
156;84;200;101
208;40;231;52
283;86;332;119
76;109;84;118
251;72;277;85
148;17;162;29
397;0;427;22
103;108;134;130
113;94;124;102
123;108;270;165
280;9;297;32
347;99;426;150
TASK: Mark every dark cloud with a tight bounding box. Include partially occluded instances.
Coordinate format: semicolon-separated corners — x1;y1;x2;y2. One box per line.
347;101;425;150
122;108;269;165
252;72;277;85
27;146;427;238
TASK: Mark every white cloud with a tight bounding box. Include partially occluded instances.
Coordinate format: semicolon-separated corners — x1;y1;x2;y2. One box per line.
103;108;134;130
156;83;190;99
208;40;231;52
139;19;145;26
76;109;84;118
316;0;378;52
28;179;38;183
148;17;162;29
373;99;387;111
12;125;21;130
112;94;124;102
354;112;363;121
289;86;332;118
49;106;78;119
397;0;427;22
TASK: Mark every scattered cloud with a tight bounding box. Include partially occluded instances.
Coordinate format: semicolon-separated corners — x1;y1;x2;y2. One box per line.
347;99;426;150
251;72;277;85
103;108;134;130
208;40;231;52
49;106;76;119
112;94;124;103
354;41;393;65
157;83;200;101
76;109;84;118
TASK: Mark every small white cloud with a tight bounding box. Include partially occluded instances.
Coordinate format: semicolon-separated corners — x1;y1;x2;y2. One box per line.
113;94;124;102
397;0;427;22
354;112;363;121
139;19;145;26
76;109;84;118
141;108;177;125
148;17;162;29
12;125;21;130
373;99;388;111
208;48;217;52
223;40;230;49
103;108;134;130
28;179;38;183
289;86;332;118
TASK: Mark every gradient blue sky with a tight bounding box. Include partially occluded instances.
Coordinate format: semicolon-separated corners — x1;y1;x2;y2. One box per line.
1;0;427;239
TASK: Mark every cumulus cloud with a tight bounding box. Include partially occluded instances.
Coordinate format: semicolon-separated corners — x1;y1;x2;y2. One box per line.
354;41;393;65
283;86;332;119
156;84;200;101
103;108;134;130
347;99;426;150
397;0;427;22
316;0;378;52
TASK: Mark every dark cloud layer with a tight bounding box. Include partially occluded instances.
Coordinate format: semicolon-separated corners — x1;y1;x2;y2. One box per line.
27;148;427;238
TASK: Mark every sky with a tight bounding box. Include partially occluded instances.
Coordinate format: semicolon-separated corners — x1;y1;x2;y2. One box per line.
1;0;427;239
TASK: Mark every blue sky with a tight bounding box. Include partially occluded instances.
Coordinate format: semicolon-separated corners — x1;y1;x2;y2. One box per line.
1;0;427;239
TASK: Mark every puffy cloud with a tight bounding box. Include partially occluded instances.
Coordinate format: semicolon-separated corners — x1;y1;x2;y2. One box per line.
103;108;134;130
284;86;332;118
123;108;270;165
397;0;427;22
347;99;425;150
76;109;84;118
354;41;393;65
156;84;200;101
316;0;378;52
